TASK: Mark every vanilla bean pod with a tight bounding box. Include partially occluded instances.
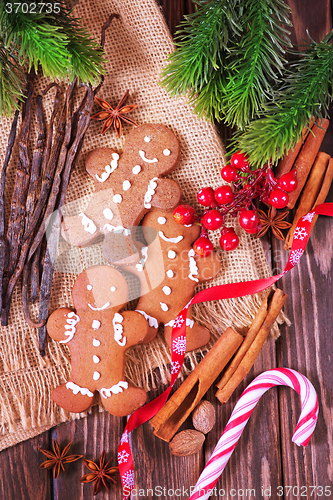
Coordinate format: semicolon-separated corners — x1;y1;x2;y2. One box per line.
38;85;94;354
30;242;43;304
0;108;20;313
21;81;76;327
1;72;35;325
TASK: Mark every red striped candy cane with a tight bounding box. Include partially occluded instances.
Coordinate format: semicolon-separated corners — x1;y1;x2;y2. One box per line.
189;368;319;500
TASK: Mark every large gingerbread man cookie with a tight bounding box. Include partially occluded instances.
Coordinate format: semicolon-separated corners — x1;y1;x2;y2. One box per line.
62;124;182;247
47;266;150;417
106;210;222;352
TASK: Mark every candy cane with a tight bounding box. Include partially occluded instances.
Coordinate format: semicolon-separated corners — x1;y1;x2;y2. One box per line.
189;368;319;500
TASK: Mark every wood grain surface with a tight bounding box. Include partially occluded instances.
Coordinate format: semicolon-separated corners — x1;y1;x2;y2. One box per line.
0;1;332;499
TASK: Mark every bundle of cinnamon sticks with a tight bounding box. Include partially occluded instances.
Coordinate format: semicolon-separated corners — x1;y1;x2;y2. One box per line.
151;288;287;442
275;118;333;249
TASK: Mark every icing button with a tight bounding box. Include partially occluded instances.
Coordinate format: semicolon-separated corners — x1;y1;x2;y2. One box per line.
123;180;131;191
113;194;122;203
93;371;101;381
93;355;100;364
162;286;171;295
93;338;101;347
92;320;101;330
132;165;141;174
168;250;176;259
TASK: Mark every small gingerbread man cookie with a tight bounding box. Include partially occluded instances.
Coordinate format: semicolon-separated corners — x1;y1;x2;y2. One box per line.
61;124;182;247
47;266;150;417
106;209;221;352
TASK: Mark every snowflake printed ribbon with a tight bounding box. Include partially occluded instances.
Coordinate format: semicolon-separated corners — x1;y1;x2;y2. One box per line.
118;202;333;499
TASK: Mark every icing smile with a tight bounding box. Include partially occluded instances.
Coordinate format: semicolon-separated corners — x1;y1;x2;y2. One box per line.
88;302;111;311
139;150;158;163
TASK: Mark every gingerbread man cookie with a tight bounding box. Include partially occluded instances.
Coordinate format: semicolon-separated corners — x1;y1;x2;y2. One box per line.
106;210;221;352
47;266;150;417
61;124;182;247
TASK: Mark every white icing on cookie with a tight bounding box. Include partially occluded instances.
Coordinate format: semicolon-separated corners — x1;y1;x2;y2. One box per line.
165;318;194;328
166;269;174;278
160;302;169;312
162;286;171;295
188;249;199;282
93;355;100;364
93;339;101;347
93;371;100;381
87;284;93;290
95;153;119;182
132;165;141;175
79;213;96;234
168;250;176;259
144;136;151;142
139;150;158;163
88;302;110;311
92;320;101;330
66;381;94;398
60;312;80;344
103;208;113;220
103;224;131;236
135;310;158;329
110;286;116;292
144;177;159;209
100;381;128;398
135;246;148;272
123;180;131;191
159;231;183;244
163;149;171;156
113;312;126;346
113;194;122;204
158;217;166;225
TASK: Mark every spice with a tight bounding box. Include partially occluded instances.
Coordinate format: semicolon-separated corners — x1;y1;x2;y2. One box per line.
39;439;83;479
216;289;288;404
151;327;243;442
256;206;292;241
80;451;119;495
91;90;137;137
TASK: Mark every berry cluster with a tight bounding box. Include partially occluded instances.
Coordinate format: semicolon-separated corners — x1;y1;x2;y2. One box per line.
173;152;298;255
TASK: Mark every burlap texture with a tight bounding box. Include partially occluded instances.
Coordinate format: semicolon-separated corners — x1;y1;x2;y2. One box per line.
0;0;281;451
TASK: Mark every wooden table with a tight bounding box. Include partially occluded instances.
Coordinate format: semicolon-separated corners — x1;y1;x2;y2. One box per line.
1;1;332;498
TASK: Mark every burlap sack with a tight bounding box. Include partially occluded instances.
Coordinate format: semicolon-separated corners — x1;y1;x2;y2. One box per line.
0;0;280;451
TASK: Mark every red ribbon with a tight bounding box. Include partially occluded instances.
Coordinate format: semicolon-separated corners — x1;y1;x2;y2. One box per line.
118;203;333;498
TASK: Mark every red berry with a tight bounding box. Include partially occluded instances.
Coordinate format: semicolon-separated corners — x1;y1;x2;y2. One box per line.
221;164;237;182
230;151;250;172
238;209;260;232
173;205;196;225
220;227;239;251
202;210;224;230
197;187;215;207
269;188;289;209
278;170;298;192
214;185;234;205
193;236;214;257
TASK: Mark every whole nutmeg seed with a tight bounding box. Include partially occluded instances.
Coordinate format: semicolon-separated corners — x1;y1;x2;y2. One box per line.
192;400;216;434
169;429;205;456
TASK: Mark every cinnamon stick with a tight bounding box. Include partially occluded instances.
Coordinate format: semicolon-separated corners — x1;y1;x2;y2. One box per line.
307;157;333;239
274;124;313;178
216;292;270;391
151;327;243;442
285;152;330;250
215;289;288;404
287;118;329;209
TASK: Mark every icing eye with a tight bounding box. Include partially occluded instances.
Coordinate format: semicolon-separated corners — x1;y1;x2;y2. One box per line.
144;136;151;143
110;286;116;292
163;149;171;156
158;217;166;225
87;284;93;291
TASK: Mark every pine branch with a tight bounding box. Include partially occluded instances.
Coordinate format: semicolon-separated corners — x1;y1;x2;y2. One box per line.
221;0;292;129
0;0;107;115
233;30;333;167
160;0;241;120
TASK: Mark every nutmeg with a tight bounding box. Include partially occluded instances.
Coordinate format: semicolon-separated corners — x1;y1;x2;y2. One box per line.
192;400;216;434
169;429;205;456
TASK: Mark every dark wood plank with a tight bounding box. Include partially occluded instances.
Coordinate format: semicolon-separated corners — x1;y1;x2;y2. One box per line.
0;433;51;500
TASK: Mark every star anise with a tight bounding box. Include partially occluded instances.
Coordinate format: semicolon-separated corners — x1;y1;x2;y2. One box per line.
256;206;292;240
39;439;83;479
80;450;119;495
91;90;137;137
